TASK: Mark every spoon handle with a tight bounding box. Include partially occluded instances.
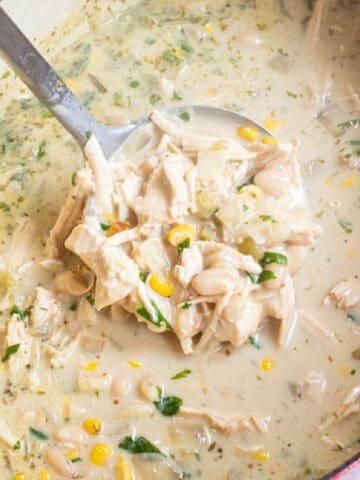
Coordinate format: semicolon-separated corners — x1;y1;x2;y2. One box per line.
0;6;98;150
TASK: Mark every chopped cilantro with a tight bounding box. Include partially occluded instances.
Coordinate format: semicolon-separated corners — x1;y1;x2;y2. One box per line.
171;368;192;380
173;90;183;101
136;301;172;330
69;302;77;312
181;41;193;53
347;312;357;323
316;210;324;218
248;272;258;284
261;251;288;266
0;70;11;80
41;109;53;118
100;223;111;231
1;144;6;154
29;427;49;441
177;238;190;254
258;270;277;283
85;130;92;139
149;94;161;105
181;301;192;310
129;80;139;88
86;296;95;306
139;271;150;283
154;386;183;416
144;36;156;45
119;435;162;455
13;440;21;450
70;457;82;463
71;172;77;186
10;305;28;320
162;49;183;65
2;344;20;362
0;202;10;212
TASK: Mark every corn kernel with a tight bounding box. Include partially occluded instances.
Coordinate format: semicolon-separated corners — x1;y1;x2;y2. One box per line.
14;474;26;480
237;126;259;142
150;275;174;297
341;176;357;188
204;23;215;34
262;136;278;145
86;361;99;372
39;469;54;480
237;185;262;199
66;449;80;461
66;79;78;92
127;359;143;368
264;118;285;131
63;396;71;419
83;418;103;435
106;222;129;237
90;443;112;466
337;363;351;376
116;454;134;480
347;248;355;258
252;449;270;462
261;359;274;372
106;212;117;223
211;141;227;151
324;178;333;186
167;224;195;247
208;87;217;97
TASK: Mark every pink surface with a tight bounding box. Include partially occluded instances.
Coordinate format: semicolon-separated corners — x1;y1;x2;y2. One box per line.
333;458;360;480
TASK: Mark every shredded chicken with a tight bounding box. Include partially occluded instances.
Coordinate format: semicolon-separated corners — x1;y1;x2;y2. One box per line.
324;279;360;310
48;112;320;353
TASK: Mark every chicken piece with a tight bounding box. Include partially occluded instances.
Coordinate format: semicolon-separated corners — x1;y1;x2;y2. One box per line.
174;305;203;355
324;279;360;310
321;386;360;429
179;406;270;434
46;166;93;258
53;269;94;296
298;309;337;344
6;315;32;378
163;154;191;219
0;418;18;448
65;224;139;309
174;244;203;287
31;286;63;334
84;135;113;216
300;371;327;405
262;274;296;345
197;241;262;274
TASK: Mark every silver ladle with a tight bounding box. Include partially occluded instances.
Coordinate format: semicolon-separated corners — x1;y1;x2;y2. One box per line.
0;7;270;158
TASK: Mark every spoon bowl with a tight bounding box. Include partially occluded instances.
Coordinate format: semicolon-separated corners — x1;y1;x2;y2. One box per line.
0;6;270;159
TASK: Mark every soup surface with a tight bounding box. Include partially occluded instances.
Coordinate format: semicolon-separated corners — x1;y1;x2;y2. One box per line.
0;1;359;479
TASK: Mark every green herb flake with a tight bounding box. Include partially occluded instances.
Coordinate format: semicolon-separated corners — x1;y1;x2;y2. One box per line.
162;49;183;66
29;427;49;441
316;210;324;218
41;110;53;118
119;435;162;455
154;386;183;416
100;223;111;231
347;312;357;323
286;91;298;99
129;80;139;88
177;238;190;254
173;90;183;101
249;335;260;349
259;214;276;223
0;70;11;80
1;144;6;155
69;302;77;312
0;202;10;212
178;111;190;122
172;368;192;380
337;118;360;130
339;220;353;234
139;271;150;283
86;296;95;306
71;457;83;463
149;94;161;105
85;130;92;140
10;305;28;320
350;369;356;376
349;140;360;146
181;41;193;53
136;301;172;330
258;270;277;283
71;172;77;186
181;301;192;310
36;140;47;160
2;344;20;362
13;440;21;450
144;36;156;45
262;251;288;266
248;272;258;284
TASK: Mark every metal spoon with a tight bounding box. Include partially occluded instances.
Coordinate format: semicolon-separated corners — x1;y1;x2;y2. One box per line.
0;7;269;158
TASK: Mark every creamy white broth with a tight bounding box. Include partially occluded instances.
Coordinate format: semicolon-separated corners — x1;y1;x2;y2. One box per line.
0;1;359;479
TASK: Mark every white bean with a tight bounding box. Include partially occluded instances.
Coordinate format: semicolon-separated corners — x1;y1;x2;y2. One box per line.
112;377;131;399
286;246;307;275
254;168;290;198
191;267;239;296
54;425;88;447
138;375;161;402
45;447;79;478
